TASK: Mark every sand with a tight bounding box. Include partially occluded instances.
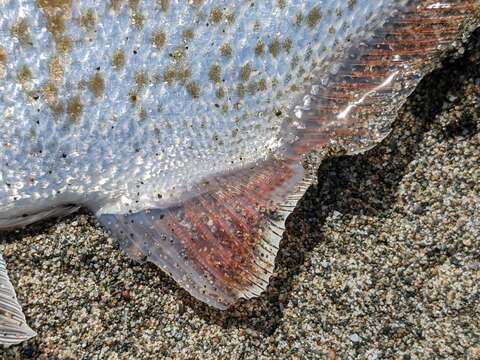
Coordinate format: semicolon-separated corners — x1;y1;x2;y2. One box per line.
1;28;479;360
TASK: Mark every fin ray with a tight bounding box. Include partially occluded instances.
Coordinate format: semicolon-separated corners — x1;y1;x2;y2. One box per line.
0;254;36;345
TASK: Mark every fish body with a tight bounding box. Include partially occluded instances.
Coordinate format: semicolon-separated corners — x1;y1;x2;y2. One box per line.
0;0;478;345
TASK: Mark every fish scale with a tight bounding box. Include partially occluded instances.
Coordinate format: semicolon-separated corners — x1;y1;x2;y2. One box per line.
0;0;478;345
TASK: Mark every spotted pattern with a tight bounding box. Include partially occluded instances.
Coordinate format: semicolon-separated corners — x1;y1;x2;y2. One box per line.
0;0;406;218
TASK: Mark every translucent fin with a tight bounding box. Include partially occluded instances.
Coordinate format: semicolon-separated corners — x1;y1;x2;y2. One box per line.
99;159;314;309
0;254;36;346
288;0;479;156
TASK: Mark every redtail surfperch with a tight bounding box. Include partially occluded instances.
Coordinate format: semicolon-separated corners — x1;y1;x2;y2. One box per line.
0;0;478;344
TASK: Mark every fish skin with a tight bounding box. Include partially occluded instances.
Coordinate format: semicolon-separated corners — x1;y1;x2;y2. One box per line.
0;0;478;344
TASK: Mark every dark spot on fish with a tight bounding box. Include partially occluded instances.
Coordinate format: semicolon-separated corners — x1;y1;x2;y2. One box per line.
67;95;83;122
220;43;232;58
268;38;281;58
130;12;145;30
239;63;252;82
255;41;264;57
111;0;123;12
208;64;221;83
112;49;125;70
307;6;322;28
89;72;105;99
11;19;32;47
182;28;194;42
158;0;169;12
152;30;166;49
186;81;200;98
80;9;96;31
17;66;32;84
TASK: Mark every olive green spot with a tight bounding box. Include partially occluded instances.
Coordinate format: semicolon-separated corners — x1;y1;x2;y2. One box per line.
209;8;223;24
163;67;176;84
255;41;264;57
258;78;267;92
221;103;228;114
128;0;140;10
17;65;32;84
277;0;286;9
291;55;299;69
182;28;194;42
171;47;186;62
152;31;166;49
306;6;321;28
42;82;58;104
130;12;145;30
80;9;96;30
112;49;125;71
283;38;292;53
67;95;83;122
208;64;221;83
239;63;251;82
237;84;245;98
56;36;72;54
158;0;169;12
186;81;200;98
328;26;336;34
50;101;64;117
268;38;281;58
135;71;148;89
348;0;357;10
225;12;235;25
48;57;64;82
215;87;225;99
176;67;191;83
11;19;32;47
111;0;123;12
0;47;7;63
89;72;105;98
220;43;232;58
336;8;342;17
247;82;257;95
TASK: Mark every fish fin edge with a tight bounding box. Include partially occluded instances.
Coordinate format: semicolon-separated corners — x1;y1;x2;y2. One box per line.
0;254;36;346
97;158;314;309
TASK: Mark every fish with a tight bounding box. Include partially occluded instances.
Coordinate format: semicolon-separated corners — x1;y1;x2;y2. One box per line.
0;0;478;345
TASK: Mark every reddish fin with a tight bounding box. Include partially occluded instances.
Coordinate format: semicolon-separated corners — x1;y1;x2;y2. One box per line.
99;159;313;308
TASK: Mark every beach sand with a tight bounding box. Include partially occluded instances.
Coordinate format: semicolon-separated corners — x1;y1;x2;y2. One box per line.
1;29;479;360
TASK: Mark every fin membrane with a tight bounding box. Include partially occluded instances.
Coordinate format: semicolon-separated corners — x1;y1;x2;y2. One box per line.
0;254;36;345
290;0;479;155
99;159;312;309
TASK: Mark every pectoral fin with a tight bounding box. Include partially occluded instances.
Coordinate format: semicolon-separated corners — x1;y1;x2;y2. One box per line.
98;158;313;309
0;254;36;346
